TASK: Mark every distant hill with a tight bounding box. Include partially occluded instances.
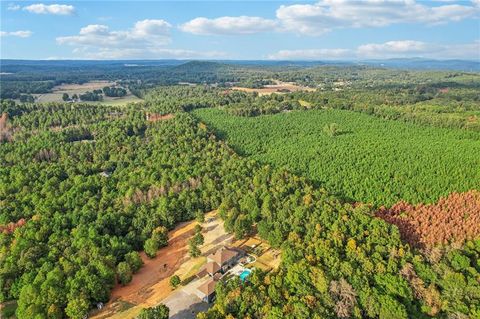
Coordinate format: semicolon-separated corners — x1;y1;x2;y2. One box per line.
358;58;480;72
1;58;478;72
170;60;235;73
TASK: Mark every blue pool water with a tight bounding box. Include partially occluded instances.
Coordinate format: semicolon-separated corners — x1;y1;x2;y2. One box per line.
239;269;252;281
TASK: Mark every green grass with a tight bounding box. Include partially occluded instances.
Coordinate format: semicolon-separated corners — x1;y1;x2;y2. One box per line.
193;108;480;206
34;92;143;106
89;95;143;106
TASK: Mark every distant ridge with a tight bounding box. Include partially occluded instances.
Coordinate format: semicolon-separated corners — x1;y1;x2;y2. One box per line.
358;58;480;72
1;58;478;72
170;61;234;72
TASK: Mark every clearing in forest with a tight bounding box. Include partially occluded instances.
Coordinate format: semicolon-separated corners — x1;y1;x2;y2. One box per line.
34;81;143;105
231;81;316;96
90;211;232;319
91;211;280;319
146;113;175;122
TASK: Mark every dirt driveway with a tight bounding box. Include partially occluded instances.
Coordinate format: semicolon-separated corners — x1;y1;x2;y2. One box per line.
90;211;229;319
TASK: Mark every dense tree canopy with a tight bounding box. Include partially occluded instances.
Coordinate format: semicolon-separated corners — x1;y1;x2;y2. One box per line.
193;108;480;206
0;69;479;318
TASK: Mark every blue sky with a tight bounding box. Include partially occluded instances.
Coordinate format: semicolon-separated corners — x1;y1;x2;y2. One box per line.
1;1;479;60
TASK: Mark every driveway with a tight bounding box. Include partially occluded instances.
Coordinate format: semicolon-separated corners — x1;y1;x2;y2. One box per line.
163;277;211;319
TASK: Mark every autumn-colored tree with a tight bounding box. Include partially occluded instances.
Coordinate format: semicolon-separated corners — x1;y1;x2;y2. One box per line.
377;191;480;248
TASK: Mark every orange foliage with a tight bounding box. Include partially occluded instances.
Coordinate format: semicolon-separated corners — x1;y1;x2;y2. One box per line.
0;218;26;234
0;113;12;142
0;113;7;130
146;113;174;122
377;190;480;248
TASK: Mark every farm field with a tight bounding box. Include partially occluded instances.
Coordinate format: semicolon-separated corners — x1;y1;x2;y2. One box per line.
193;108;480;206
34;81;143;105
231;80;316;96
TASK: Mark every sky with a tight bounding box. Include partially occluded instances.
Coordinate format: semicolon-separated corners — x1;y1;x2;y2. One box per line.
1;0;479;60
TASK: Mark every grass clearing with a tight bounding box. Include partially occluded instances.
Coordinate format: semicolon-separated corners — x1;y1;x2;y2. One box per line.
192;108;480;207
298;99;313;108
34;81;143;106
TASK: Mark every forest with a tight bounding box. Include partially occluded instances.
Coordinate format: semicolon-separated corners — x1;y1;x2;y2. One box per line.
0;63;479;319
193;108;480;206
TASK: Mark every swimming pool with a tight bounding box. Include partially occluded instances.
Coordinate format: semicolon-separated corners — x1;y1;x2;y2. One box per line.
239;269;252;281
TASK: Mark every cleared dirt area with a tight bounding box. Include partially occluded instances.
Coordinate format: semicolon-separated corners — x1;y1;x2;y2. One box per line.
147;113;175;122
91;212;280;319
91;211;227;319
231;81;316;96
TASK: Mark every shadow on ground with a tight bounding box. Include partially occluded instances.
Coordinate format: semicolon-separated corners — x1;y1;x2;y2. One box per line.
170;301;210;319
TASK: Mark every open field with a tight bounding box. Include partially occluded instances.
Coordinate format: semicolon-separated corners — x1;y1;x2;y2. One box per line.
193;108;480;207
88;95;143;106
231;81;316;96
33;81;143;105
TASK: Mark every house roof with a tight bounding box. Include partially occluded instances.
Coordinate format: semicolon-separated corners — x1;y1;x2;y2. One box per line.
205;261;221;274
196;261;221;278
196;268;208;278
198;278;217;296
208;247;238;266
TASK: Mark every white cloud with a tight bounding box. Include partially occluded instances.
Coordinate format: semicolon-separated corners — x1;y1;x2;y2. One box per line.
131;19;171;37
268;40;480;60
276;0;479;35
23;3;75;15
267;48;352;60
0;30;32;38
76;48;226;60
57;20;172;48
7;3;21;11
180;16;277;35
357;40;480;59
357;40;430;58
57;20;225;59
436;40;480;59
178;1;478;37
